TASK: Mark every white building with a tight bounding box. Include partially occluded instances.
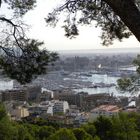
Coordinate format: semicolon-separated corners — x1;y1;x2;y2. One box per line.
53;101;69;115
47;106;53;115
89;105;121;121
29;100;69;116
41;88;53;98
0;80;13;91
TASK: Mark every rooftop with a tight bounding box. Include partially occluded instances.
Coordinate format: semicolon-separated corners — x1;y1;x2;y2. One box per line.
91;105;121;113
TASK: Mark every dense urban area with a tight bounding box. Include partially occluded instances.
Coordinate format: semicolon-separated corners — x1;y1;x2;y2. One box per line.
0;51;140;139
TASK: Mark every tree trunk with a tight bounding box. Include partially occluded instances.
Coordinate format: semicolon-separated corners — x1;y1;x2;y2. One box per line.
104;0;140;42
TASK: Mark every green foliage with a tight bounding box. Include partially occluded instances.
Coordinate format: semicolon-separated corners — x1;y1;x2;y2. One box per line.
133;55;140;74
2;0;36;16
117;54;140;93
0;103;140;140
21;123;39;139
29;117;60;129
93;136;100;140
0;39;59;84
94;116;113;140
128;112;140;131
38;126;56;140
82;124;96;138
0;1;58;84
110;113;139;140
0;119;20;140
117;78;132;91
16;125;34;140
47;128;77;140
73;128;93;140
0;103;7;120
46;0;135;45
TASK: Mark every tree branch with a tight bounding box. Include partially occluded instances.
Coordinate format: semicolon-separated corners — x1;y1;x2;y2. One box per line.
103;0;140;42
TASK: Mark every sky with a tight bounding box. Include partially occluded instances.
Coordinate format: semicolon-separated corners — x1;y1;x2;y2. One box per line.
3;0;140;51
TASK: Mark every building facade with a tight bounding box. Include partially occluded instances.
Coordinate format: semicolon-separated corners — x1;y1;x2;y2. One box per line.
89;105;121;121
53;101;69;115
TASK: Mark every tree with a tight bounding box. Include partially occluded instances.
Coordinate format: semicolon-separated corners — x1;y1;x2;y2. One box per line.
94;116;113;140
110;113;139;140
16;125;34;140
117;54;140;93
81;124;96;138
133;54;140;74
38;126;56;140
0;0;58;84
117;78;132;91
0;103;7;120
47;128;77;140
0;104;21;140
46;0;140;45
73;128;93;140
93;136;100;140
21;123;40;140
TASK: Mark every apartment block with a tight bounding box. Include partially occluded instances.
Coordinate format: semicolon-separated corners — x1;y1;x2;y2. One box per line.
89;105;121;121
53;101;69;115
2;89;28;101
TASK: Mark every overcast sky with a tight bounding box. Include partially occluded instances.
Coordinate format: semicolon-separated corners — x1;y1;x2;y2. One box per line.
13;0;140;51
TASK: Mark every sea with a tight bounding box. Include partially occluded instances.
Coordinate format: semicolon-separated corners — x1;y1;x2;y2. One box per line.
75;66;138;97
0;66;138;97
